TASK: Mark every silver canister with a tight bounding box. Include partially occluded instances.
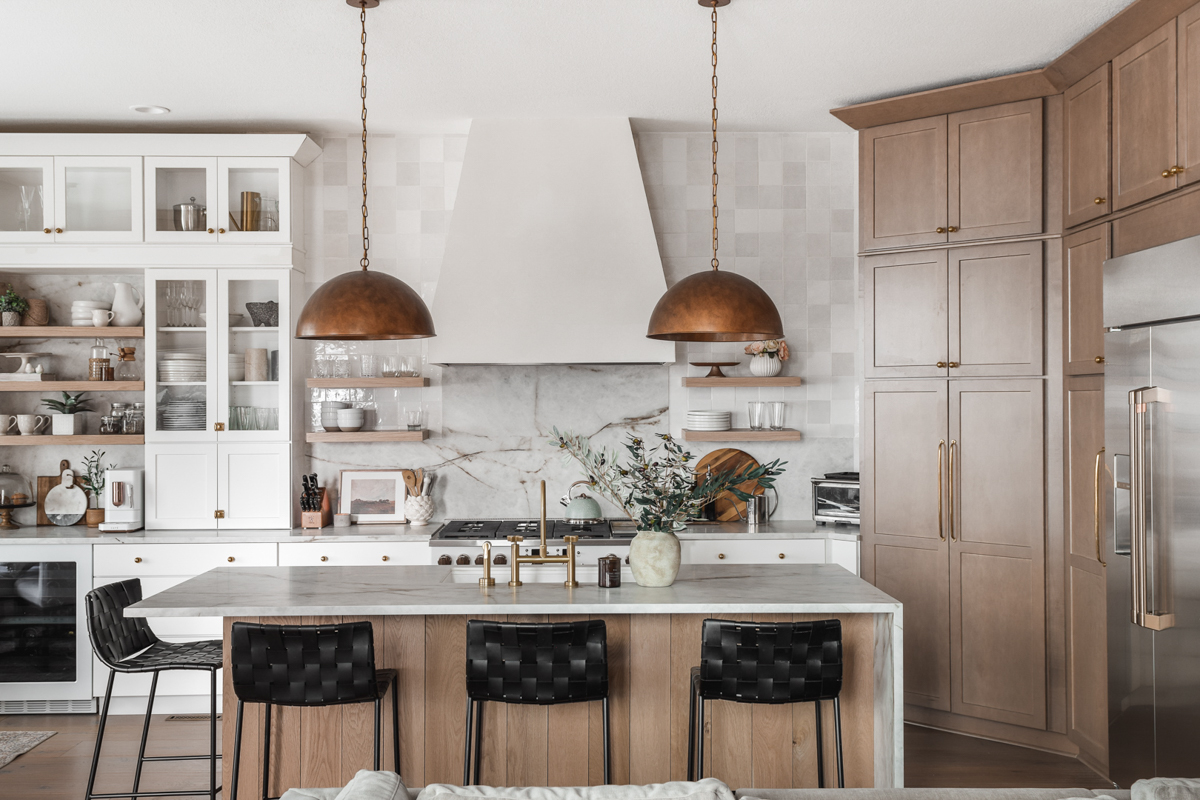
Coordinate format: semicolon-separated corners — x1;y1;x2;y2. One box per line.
173;197;207;232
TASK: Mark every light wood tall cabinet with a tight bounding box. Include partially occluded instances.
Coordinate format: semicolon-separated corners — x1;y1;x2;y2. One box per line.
1064;65;1112;227
1064;225;1109;375
1113;20;1179;209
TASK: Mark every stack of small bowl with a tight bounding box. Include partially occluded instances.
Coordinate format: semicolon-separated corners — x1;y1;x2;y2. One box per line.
228;352;246;381
336;407;364;432
321;401;348;431
72;300;111;327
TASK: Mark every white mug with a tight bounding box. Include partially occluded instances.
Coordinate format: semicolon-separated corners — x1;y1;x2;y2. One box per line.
92;309;115;327
16;414;48;435
0;415;17;436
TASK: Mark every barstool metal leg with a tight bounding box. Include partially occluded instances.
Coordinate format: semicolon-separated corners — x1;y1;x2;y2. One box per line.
814;700;825;789
85;670;116;800
697;696;706;780
262;703;272;800
374;698;382;771
686;672;698;781
462;697;474;785
210;669;218;800
391;674;401;775
131;671;160;798
602;697;611;785
833;696;844;789
230;700;246;800
472;701;483;783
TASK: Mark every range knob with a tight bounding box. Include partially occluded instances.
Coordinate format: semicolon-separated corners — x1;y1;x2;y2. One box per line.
475;554;485;565
438;555;452;566
494;554;507;565
456;554;471;566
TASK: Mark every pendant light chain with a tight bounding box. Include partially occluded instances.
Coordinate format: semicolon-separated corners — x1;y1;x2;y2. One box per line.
359;2;370;271
710;1;720;271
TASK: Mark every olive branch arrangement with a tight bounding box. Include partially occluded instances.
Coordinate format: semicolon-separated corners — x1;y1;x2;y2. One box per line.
550;427;784;533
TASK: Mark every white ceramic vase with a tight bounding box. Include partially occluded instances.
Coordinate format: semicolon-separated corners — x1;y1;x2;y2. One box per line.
111;282;144;327
749;354;782;377
405;495;434;526
51;414;83;436
628;530;681;587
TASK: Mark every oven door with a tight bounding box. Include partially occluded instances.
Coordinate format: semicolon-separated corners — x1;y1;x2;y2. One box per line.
0;544;93;703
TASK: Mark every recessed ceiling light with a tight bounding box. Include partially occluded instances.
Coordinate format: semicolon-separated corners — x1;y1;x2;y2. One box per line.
130;105;170;115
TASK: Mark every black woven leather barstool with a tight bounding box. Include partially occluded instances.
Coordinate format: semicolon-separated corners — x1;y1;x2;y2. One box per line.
687;618;844;787
229;621;399;800
464;619;610;785
85;579;224;800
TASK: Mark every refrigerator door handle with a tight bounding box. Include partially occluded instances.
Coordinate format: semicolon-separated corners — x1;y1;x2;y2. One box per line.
1129;386;1176;631
1094;447;1107;567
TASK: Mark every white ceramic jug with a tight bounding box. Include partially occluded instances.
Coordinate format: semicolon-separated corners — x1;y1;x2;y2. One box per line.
111;282;144;327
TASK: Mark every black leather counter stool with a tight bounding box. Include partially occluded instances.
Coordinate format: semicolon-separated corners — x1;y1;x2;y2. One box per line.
687;618;844;787
464;619;610;785
85;578;224;800
229;621;400;800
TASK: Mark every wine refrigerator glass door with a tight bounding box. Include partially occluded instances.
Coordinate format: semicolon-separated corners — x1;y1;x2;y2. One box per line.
0;544;94;705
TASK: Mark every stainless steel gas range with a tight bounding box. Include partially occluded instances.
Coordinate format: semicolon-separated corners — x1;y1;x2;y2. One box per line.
428;519;635;566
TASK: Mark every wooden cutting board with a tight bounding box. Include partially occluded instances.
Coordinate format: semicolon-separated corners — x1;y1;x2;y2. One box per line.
694;448;764;522
37;459;70;526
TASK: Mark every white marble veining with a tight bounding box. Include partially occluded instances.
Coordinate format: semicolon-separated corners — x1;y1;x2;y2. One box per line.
125;562;898;618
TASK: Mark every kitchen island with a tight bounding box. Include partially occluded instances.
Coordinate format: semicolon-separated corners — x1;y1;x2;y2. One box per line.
128;563;901;794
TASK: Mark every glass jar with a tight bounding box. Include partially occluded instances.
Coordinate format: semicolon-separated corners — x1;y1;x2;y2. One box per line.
123;404;144;435
99;415;120;435
89;338;110;381
598;554;622;588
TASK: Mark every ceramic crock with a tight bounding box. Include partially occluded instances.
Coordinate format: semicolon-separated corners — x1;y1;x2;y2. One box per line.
628;529;681;587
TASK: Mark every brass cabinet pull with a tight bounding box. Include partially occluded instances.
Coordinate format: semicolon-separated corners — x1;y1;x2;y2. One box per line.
778;553;785;559
227;556;235;563
207;228;215;234
717;553;726;559
54;227;63;233
935;227;947;234
1163;169;1172;178
214;510;225;519
1094;197;1107;205
214;423;225;431
320;556;328;562
218;227;226;234
381;555;390;562
133;557;142;564
937;439;946;541
43;228;51;234
947;361;960;368
947;226;958;233
1094;448;1107;567
948;439;958;542
1095;356;1106;364
936;361;948;368
1162;167;1184;177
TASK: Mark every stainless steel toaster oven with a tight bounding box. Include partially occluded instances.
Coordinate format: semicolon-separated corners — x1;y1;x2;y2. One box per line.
811;472;860;525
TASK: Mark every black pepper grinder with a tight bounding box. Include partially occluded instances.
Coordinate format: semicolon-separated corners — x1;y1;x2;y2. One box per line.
598;553;622;588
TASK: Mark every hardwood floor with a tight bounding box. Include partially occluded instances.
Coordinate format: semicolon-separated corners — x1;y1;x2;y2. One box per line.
0;714;1110;797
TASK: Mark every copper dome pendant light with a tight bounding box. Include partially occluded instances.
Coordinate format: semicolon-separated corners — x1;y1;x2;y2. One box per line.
646;0;782;342
295;0;436;340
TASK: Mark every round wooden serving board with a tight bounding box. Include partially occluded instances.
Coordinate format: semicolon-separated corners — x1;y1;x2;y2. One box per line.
694;448;764;522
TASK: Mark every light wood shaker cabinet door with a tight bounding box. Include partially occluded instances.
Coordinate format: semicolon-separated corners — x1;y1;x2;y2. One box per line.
1113;19;1179;209
948;379;1047;730
1064;376;1109;770
864;250;949;378
1064;65;1112;227
1064;225;1109;375
860;116;948;250
948;100;1043;242
1179;4;1200;187
948;241;1043;378
863;380;951;711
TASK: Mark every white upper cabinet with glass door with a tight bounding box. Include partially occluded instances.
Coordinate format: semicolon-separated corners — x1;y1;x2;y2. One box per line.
217;158;291;244
144;157;218;243
0;157;55;242
145;268;219;443
217;269;290;442
53;156;142;242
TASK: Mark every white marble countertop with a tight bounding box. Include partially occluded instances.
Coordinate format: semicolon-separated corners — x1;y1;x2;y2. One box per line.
126;562;898;617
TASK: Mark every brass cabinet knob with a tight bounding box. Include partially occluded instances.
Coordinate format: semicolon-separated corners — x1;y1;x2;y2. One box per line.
438;555;452;565
1171;166;1185;175
935;227;946;234
54;227;63;233
1095;356;1106;364
43;228;51;234
207;228;215;234
717;553;726;559
382;555;390;562
320;555;328;562
947;226;958;233
936;361;947;368
778;553;785;559
948;361;960;368
1094;197;1107;205
218;227;226;234
133;557;142;563
227;556;235;562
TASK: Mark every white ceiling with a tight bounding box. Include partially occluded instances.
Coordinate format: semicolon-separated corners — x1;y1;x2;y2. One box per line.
1;0;1135;136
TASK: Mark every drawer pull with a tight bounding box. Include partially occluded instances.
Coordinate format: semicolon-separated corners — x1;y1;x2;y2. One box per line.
381;555;390;562
717;553;725;560
320;556;328;562
1094;197;1107;205
227;556;235;563
778;553;785;559
133;557;142;564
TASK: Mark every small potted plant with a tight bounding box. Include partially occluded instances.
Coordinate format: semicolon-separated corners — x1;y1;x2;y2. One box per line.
0;284;29;327
551;428;784;587
745;338;789;377
42;391;93;436
79;449;116;528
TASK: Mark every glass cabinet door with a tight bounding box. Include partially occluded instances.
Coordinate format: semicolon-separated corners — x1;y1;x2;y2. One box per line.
146;268;219;443
144;157;218;243
216;157;291;244
217;269;290;441
0;157;55;242
54;156;143;242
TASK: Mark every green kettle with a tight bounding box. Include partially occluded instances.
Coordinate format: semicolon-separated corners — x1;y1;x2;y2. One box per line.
562;480;603;523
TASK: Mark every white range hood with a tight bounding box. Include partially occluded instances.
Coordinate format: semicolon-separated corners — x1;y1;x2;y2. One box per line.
428;118;675;365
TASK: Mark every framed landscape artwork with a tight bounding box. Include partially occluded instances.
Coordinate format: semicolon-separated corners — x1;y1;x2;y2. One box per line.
338;469;408;524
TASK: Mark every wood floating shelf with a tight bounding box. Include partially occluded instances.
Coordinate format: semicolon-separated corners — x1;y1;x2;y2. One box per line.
682;377;804;387
306;430;430;443
682;428;803;442
0;326;144;339
0;435;145;446
0;381;144;392
306;377;429;389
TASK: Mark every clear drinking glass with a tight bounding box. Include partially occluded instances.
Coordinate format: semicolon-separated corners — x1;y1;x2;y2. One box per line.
404;405;425;431
767;401;786;430
400;355;421;378
333;358;349;379
381;356;398;378
360;354;378;378
747;401;766;431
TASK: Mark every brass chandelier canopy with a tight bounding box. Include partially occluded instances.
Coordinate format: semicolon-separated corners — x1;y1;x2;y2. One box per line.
296;0;436;341
646;0;783;342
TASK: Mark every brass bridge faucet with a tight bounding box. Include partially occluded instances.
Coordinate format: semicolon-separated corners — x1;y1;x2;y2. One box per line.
506;480;579;588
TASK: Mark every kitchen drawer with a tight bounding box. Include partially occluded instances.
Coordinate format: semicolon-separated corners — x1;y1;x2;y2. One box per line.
278;541;429;567
683;539;826;565
94;542;277;576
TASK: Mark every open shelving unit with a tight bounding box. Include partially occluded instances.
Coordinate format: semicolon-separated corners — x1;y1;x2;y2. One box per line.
0;381;144;392
306;377;429;389
0;326;145;339
306;430;430;443
0;435;145;446
682;376;803;387
683;428;802;442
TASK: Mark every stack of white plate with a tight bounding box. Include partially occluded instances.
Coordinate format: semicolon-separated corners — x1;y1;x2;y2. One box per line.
160;399;206;431
159;350;206;383
321;401;348;432
686;410;732;431
71;300;111;327
228;353;246;382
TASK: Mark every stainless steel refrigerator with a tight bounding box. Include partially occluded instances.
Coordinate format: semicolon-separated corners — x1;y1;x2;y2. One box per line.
1105;234;1200;787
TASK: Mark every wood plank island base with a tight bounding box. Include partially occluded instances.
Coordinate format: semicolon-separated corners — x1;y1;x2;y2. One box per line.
127;564;902;797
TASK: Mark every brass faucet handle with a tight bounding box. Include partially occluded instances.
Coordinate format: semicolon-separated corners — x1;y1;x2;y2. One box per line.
480;542;495;587
507;535;524;543
563;535;579;544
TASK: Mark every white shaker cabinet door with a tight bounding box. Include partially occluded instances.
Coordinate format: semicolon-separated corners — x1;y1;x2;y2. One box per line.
145;443;219;529
217;442;291;529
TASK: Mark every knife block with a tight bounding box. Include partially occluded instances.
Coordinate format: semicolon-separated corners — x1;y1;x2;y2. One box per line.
300;488;333;530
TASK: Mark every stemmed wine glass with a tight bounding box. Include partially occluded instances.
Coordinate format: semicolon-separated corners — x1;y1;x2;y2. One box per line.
17;186;36;232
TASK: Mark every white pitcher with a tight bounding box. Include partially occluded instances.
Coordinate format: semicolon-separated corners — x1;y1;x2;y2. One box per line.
111;282;144;327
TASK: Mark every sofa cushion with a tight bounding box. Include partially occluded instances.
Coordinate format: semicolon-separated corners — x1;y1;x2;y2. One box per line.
280;771;410;800
736;790;1114;800
1133;779;1200;800
420;778;735;800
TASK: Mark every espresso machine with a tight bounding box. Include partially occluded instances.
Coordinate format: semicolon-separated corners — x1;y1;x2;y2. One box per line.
98;468;143;532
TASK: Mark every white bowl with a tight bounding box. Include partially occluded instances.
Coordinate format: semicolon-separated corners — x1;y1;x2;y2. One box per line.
321;401;349;410
72;300;110;310
338;425;363;433
336;411;364;425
